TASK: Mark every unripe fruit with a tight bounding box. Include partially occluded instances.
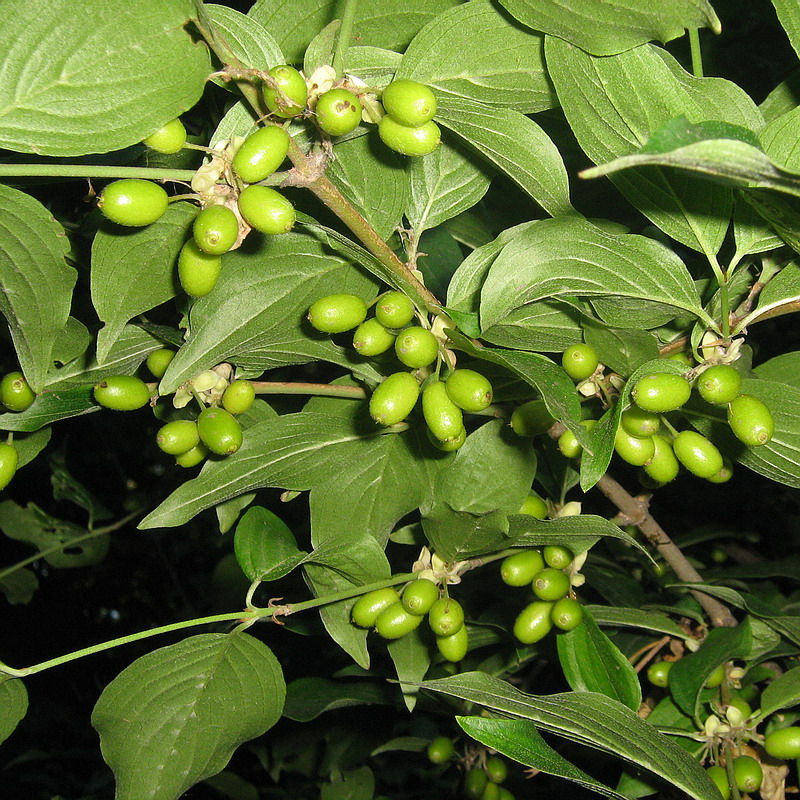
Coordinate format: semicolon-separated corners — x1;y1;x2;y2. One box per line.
500;549;545;587
222;379;256;415
614;427;656;467
428;597;464;637
632;373;692;413
175;443;208;468
706;460;734;484
696;364;742;405
315;88;362;136
673;430;724;479
643;434;680;484
436;625;469;662
375;291;415;328
1;371;36;412
369;372;420;426
445;369;493;412
378;116;441;156
308;294;368;334
532;567;571;602
485;756;507;784
401;578;439;616
263;65;307;118
394;326;439;368
497;789;514;800
145;348;176;379
551;597;583;631
375;601;423;639
428;426;466;451
142;118;187;154
426;736;455;764
514;601;554;644
727;694;752;720
557;420;596;458
482;782;501;800
232;126;290;183
732;755;762;793
706;765;730;800
0;442;18;490
621;406;660;438
646;660;672;688
382;79;437;127
705;664;726;688
727;394;774;447
510;399;555;437
353;318;395;356
197;407;243;455
98;179;168;227
237;185;295;235
562;343;599;381
423;381;464;443
764;726;800;759
351;587;399;628
464;768;488;799
193;205;239;255
519;492;547;519
543;546;573;569
156;420;200;455
178;239;222;297
93;375;151;411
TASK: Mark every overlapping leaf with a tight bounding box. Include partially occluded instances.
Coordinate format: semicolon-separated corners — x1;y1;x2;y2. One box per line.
0;680;27;747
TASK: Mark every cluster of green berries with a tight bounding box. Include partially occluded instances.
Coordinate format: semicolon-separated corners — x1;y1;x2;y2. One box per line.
351;580;469;662
463;756;513;800
0;370;39;490
307;290;493;450
377;79;441;157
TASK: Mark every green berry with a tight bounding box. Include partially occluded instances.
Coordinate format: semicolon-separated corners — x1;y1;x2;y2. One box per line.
193;205;239;255
436;625;469;662
643;434;680;484
696;365;742;405
316;88;362;136
543;546;573;569
485;756;507;784
378;116;441;156
614;427;656;467
764;726;800;759
673;430;724;479
706;765;730;800
369;372;420;426
145;348;176;379
497;789;514;800
500;549;545;587
632;373;692;413
551;597;583;631
518;492;547;519
428;426;466;452
237;185;295;235
222;379;256;415
98;179;168;227
351;587;400;628
156;420;200;456
646;660;672;688
375;601;423;639
732;755;762;793
557;420;596;458
394;326;439;368
562;343;599;381
93;375;151;411
178;239;222;297
445;369;493;412
481;781;501;800
232;125;290;183
727;694;752;719
382;79;437;127
423;381;464;443
308;294;368;334
0;442;18;490
727;394;774;447
705;664;726;688
353;318;396;357
464;769;488;799
621;406;661;438
401;578;439;616
263;65;307;118
428;597;464;637
375;291;415;328
0;371;36;412
514;601;554;644
510;399;555;437
706;460;734;484
175;443;208;468
142;118;187;154
426;736;455;764
197;407;243;456
532;567;570;602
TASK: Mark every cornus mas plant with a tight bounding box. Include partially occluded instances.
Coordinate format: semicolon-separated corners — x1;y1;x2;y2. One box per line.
2;1;800;799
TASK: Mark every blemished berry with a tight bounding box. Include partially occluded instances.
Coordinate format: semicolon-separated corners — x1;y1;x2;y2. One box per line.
643;434;680;484
263;65;308;118
732;755;762;793
428;597;464;637
696;364;742;405
500;549;545;587
237;185;295;235
428;426;466;451
394;326;439;368
510;399;555;437
620;406;661;438
764;726;800;759
315;88;362;136
197;406;243;456
175;443;208;468
464;768;488;799
562;343;599;381
518;492;547;519
514;601;554;644
632;373;692;413
369;372;420;426
378;115;441;156
156;420;200;456
543;546;573;569
178;239;223;297
646;660;672;688
401;578;439;616
375;601;424;639
426;736;455;764
374;291;415;328
706;765;730;800
142;118;187;154
0;442;19;490
193;205;239;255
673;430;724;479
382;79;437;127
98;179;169;227
353;318;395;357
93;375;151;411
351;587;399;628
232;125;290;183
422;381;464;443
1;371;36;412
485;756;508;784
727;394;774;447
145;348;176;379
436;625;469;662
614;427;656;467
308;294;368;334
532;567;571;602
551;597;583;631
445;369;493;412
222;379;256;415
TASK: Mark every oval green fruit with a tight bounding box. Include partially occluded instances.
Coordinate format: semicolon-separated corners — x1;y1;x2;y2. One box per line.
423;381;464;443
532;567;570;602
156;420;200;456
382;79;437;127
308;293;368;334
193;205;239;255
222;379;256;415
543;546;573;570
513;601;554;644
727;393;774;447
375;601;423;639
445;369;493;412
643;434;680;484
518;492;547;519
395;326;439;369
732;755;762;793
485;756;507;784
428;426;466;451
621;406;661;438
263;65;307;118
706;460;734;484
551;597;583;631
436;625;469;662
178;239;222;297
93;375;151;411
562;343;599;381
315;88;362;136
646;660;672;688
375;291;415;328
0;371;36;412
428;597;464;637
378;115;441;156
764;726;800;759
401;578;439;616
706;765;730;800
697;364;742;405
482;781;501;800
353;318;395;357
369;371;420;426
232;125;290;183
673;430;724;479
632;373;691;413
510;399;555;437
142;118;187;154
705;664;726;688
464;768;488;799
99;179;169;227
351;587;399;628
237;184;295;235
426;735;455;764
614;427;656;467
500;549;545;587
175;443;208;468
0;442;18;490
197;406;243;456
145;348;176;379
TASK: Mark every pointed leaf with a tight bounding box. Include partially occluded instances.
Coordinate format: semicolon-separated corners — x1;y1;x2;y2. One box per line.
205;4;283;76
586;606;687;639
737;262;800;329
387;628;431;712
760;667;800;719
283;677;393;722
0;386;96;433
422;504;510;561
234;506;306;582
0;680;28;746
771;0;800;62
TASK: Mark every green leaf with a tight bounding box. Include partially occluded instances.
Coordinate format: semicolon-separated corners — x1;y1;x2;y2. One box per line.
482;301;585;355
771;0;800;62
556;608;642;711
420;672;722;800
583;326;661;378
321;767;375;800
0;386;97;433
92;202;196;362
737;262;800;329
215;493;256;535
0;0;210;156
740;190;800;255
0;680;27;746
416;227;464;300
283;677;393;722
0;184;76;392
498;0;720;56
586;606;687;639
304;21;340;77
49;452;112;526
755;352;800;388
760;70;800;124
437;98;573;218
205;4;283;77
732;194;784;258
760;666;800;719
457;717;628;800
387;628;431;712
0;568;39;605
422;504;510;562
13;428;53;470
345;46;403;86
234;506;307;582
53;317;92;367
91;632;284;800
397;0;556;113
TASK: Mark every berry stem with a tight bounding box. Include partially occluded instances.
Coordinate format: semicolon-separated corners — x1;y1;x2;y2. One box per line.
0;164;196;181
251;381;367;399
689;29;704;78
331;0;359;79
